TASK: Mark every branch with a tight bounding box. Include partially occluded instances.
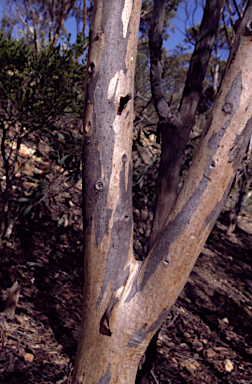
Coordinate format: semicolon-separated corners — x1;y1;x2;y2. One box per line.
15;1;34;37
240;0;247;17
48;0;56;43
149;0;171;121
232;0;241;18
128;4;252;365
80;0;86;35
222;10;232;48
52;0;77;47
26;0;40;52
134;106;156;125
179;0;225;122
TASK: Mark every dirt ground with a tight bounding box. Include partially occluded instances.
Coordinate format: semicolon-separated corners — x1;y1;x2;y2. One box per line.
0;202;252;383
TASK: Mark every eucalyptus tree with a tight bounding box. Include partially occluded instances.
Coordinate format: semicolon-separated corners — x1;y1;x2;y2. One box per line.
72;1;252;383
0;0;86;50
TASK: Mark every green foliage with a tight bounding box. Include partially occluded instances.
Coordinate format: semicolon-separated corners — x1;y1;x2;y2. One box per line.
0;32;85;243
1;37;84;125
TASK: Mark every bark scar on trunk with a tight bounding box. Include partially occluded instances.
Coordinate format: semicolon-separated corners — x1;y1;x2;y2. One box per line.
117;93;132;115
99;312;112;336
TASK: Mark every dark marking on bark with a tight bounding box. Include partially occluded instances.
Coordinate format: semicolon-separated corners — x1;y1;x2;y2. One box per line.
224;71;243;112
94;29;104;42
95;178;105;191
229;118;252;164
147;307;170;333
105;294;119;323
202;179;234;234
246;20;252;33
88;62;95;74
96;364;111;384
226;36;241;72
127;307;169;348
203;115;213;138
139;72;243;292
122;153;127;163
139;173;211;292
117;94;132;115
222;102;232;114
210;160;215;169
163;258;169;266
85;120;92;133
127;324;147;348
99;294;119;335
96;159;133;307
100;313;112;336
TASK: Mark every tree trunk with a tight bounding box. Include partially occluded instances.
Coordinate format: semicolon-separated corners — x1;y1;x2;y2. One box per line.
72;1;252;383
71;0;142;382
148;0;226;250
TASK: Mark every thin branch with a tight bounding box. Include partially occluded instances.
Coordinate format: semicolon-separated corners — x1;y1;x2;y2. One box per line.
222;10;232;48
134;106;156;125
240;0;247;17
14;1;34;37
149;0;171;121
150;370;159;384
179;0;225;121
26;0;40;51
232;0;241;18
52;0;77;47
227;0;235;28
80;0;86;35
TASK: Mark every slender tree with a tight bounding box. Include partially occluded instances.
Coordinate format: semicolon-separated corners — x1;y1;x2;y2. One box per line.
1;0;81;50
72;1;252;383
148;0;226;250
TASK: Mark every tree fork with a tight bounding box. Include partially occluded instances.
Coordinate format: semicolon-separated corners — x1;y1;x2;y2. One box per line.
72;2;252;384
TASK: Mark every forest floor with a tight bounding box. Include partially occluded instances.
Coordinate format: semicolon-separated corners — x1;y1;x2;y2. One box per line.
0;198;252;383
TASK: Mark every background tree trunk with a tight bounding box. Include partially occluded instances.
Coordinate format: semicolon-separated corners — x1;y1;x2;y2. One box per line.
148;0;226;250
72;1;252;383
